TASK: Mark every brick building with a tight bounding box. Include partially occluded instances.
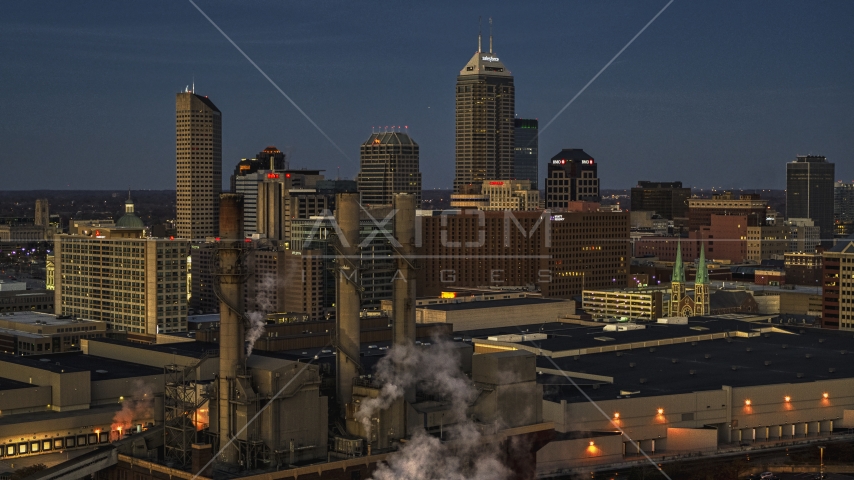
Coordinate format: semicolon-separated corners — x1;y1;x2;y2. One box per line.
416;210;630;298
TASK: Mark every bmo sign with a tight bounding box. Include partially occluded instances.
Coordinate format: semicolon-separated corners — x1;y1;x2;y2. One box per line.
581;159;594;165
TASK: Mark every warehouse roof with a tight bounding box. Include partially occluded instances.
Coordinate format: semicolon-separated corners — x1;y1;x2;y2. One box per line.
89;337;218;359
0;352;162;380
418;297;567;312
535;322;854;402
0;376;38;391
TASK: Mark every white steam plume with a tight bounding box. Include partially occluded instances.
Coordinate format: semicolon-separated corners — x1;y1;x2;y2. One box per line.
360;339;510;480
244;273;276;356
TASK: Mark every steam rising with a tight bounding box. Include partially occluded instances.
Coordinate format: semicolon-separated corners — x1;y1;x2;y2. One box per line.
360;339;510;480
244;274;275;356
111;379;154;435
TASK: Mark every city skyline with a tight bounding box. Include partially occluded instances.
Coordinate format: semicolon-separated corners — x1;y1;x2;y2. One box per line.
1;1;853;191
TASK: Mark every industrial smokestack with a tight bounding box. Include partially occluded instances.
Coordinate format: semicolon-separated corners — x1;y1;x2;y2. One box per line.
390;193;417;438
217;193;244;464
336;193;361;413
392;194;417;350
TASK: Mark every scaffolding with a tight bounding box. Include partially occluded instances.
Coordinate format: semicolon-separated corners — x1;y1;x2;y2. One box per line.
163;352;215;468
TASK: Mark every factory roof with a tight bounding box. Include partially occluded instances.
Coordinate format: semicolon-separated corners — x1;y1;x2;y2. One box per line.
89;337;218;359
417;297;567;312
535;320;854;403
469;317;747;354
0;352;162;380
0;403;122;428
0;376;38;391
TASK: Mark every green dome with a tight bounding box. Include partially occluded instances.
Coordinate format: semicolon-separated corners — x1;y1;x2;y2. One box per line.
116;213;144;228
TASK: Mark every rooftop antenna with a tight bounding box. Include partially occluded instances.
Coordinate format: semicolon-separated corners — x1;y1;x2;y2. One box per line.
478;16;482;52
192;74;195;94
489;17;493;53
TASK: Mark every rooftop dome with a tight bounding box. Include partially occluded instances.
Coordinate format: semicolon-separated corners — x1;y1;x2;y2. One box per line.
116;191;144;228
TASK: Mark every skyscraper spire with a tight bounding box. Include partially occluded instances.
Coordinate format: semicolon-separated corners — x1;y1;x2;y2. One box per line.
696;244;709;285
489;17;493;53
672;241;685;283
478;17;482;52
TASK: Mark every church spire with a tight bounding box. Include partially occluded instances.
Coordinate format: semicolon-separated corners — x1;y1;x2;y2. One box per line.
696;244;709;285
672;241;685;283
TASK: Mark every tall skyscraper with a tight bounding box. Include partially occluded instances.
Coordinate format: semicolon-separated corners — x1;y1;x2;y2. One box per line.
787;155;834;245
357;131;421;205
545;149;599;209
513;119;538;190
835;181;854;224
176;90;222;240
454;27;515;193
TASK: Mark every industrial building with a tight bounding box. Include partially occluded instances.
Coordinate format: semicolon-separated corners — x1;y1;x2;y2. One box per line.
0;283;54;314
822;236;854;330
414;297;574;331
457;317;854;476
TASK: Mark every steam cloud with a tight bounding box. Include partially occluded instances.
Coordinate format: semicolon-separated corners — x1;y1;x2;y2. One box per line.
360;339;510;480
111;379;154;435
244;274;275;356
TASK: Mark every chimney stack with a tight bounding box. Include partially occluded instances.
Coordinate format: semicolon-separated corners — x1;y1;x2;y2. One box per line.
335;193;362;413
216;193;244;464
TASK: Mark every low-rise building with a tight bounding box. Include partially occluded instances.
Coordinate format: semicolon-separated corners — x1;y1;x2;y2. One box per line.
0;311;107;355
415;297;574;331
582;288;665;321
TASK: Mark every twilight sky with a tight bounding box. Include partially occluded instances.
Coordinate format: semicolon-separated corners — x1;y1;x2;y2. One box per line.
1;0;852;191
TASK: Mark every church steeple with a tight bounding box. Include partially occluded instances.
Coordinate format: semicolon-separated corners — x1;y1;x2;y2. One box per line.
672;241;685;283
696;244;709;285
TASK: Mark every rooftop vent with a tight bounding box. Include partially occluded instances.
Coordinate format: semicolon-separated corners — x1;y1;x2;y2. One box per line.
639;378;648;384
689;369;696;375
842;350;847;355
829;367;836;373
731;366;739;371
818;338;826;343
796;373;804;378
671;359;678;364
691;341;698;346
592;384;600;390
594;336;615;342
573;355;580;361
95;370;108;374
39;358;50;362
799;329;806;334
629;362;636;368
805;354;812;359
704;354;712;359
746;347;752;352
649;347;656;352
764;361;772;366
782;344;788;349
726;338;733;343
616;352;623;357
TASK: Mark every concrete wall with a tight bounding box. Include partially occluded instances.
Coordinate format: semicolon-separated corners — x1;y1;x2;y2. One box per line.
0;386;51;414
666;427;717;452
417;300;574;331
0;361;90;410
90;375;164;406
536;434;624;475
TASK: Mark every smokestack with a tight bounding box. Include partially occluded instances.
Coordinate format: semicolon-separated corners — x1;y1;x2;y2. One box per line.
390;193;417;439
217;193;244;464
336;193;361;414
392;194;417;350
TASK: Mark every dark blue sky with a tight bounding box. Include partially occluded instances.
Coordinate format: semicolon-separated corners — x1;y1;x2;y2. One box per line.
1;0;852;190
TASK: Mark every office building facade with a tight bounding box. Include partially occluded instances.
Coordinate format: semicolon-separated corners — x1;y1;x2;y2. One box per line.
835;181;854;224
454;33;515;193
357;132;421;205
416;210;630;298
545;149;599;209
630;181;690;220
686;192;767;231
822;238;854;330
787;155;834;245
176;91;222;240
513;119;538;190
54;228;190;334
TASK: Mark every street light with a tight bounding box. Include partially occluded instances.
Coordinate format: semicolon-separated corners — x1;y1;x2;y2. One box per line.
818;445;825;480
